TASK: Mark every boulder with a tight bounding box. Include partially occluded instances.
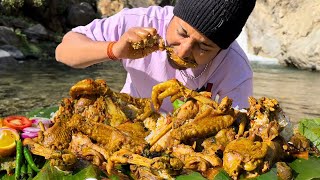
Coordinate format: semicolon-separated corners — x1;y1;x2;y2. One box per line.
67;2;97;27
0;45;25;60
0;26;21;46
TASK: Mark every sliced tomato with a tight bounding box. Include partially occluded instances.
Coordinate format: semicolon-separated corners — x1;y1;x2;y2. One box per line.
3;115;32;131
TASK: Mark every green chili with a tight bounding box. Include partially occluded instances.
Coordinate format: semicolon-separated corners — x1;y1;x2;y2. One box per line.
20;162;27;179
23;147;41;172
15;140;23;180
27;163;34;179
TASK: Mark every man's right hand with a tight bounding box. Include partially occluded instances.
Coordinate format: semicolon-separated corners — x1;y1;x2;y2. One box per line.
112;27;164;59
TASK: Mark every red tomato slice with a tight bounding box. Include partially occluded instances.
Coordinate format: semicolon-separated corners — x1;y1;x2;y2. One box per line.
3;116;32;131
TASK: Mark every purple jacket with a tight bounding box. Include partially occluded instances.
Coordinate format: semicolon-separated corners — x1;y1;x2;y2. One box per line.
72;6;253;112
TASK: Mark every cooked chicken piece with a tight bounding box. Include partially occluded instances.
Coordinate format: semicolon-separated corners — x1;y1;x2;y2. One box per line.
117;122;149;140
247;96;287;128
249;121;281;142
67;114;148;155
23;138;63;160
169;106;235;146
276;162;292;180
223;138;268;179
201;137;222;155
201;128;236;154
24;78;300;179
105;97;128;126
171;144;222;172
202;167;223;180
131;34;164;50
109;149;153;169
23;138;77;170
37;97;74;150
147;95;236;152
69;133;109;163
165;47;198;68
143;113;163;131
71;78;153;124
172;100;199;128
214;128;237;148
111;92;153;121
131;166;163;180
74;97;94;114
262;139;286;173
288;133;310;151
69;79;111;99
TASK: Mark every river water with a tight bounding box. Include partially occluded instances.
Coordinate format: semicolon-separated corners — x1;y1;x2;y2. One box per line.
0;59;319;124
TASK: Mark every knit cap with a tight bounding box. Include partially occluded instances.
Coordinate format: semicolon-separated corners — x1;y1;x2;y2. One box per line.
173;0;256;49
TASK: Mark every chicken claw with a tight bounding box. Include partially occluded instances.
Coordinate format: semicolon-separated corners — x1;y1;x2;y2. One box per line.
151;79;198;111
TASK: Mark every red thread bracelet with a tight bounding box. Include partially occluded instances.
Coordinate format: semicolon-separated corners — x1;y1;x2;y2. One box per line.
107;42;117;60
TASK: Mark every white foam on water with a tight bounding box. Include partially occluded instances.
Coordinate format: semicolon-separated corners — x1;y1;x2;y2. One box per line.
237;28;279;65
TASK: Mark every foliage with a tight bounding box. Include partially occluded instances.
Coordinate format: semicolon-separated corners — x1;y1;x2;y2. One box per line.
213;170;232;180
172;99;186;111
1;0;24;10
298;118;320;150
176;172;207;180
25;106;59;119
289;156;320;180
1;0;45;11
255;168;278;180
13;28;60;61
33;162;101;180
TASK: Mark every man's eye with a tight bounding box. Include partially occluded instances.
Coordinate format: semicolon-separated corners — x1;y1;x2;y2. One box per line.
177;31;188;38
200;47;209;52
179;33;188;38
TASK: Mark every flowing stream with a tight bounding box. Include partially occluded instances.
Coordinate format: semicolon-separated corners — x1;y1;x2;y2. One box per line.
0;59;319;124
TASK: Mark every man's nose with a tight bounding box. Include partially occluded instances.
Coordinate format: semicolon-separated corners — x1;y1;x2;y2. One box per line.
176;40;193;59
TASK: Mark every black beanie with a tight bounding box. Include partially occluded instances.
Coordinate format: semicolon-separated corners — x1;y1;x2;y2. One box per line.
173;0;256;49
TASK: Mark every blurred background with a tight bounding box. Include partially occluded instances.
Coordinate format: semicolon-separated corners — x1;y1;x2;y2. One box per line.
0;0;319;124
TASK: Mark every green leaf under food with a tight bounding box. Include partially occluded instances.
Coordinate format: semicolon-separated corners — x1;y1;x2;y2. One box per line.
176;172;207;180
26;106;59;119
109;174;120;180
33;162;101;180
214;170;232;180
256;168;278;180
289;156;320;180
172;99;186;111
298;118;320;150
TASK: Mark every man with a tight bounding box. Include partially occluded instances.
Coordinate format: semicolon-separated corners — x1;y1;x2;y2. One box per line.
55;0;256;112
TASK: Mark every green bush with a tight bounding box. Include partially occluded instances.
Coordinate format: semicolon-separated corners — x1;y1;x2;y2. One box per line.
1;0;45;14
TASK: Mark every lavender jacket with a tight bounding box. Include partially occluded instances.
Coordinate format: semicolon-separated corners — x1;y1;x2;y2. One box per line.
72;6;253;112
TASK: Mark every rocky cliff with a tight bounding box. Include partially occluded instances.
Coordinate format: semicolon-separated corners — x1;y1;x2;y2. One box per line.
246;0;320;70
0;0;319;71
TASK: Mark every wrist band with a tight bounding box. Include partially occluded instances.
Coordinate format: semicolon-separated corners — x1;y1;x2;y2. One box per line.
107;42;117;60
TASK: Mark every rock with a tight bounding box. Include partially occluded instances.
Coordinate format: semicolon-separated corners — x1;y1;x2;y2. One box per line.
0;17;30;29
0;49;11;58
0;49;17;64
67;2;97;27
0;26;21;46
23;24;50;41
246;0;320;71
0;45;25;60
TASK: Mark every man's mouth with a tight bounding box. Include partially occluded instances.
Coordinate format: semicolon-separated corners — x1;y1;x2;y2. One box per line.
165;47;198;70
